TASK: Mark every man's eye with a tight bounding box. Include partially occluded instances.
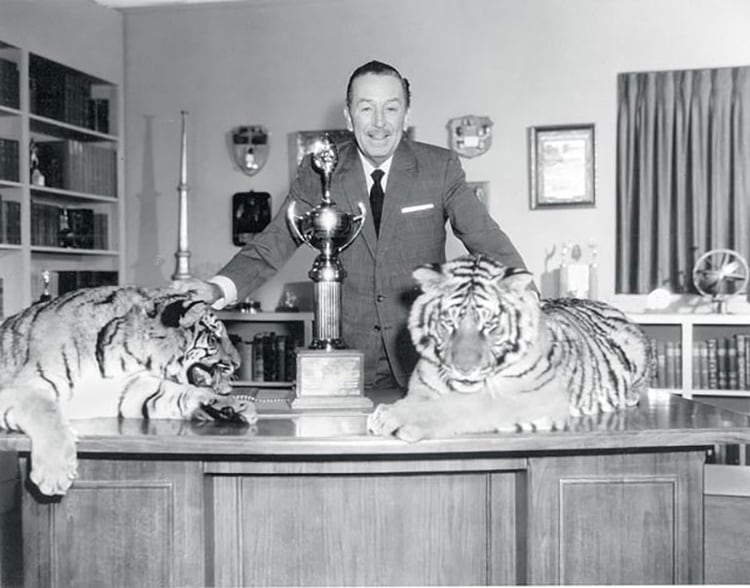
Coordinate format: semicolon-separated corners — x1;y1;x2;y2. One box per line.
360;105;372;113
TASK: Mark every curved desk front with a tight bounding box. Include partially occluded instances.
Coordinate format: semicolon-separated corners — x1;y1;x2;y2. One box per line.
2;390;750;587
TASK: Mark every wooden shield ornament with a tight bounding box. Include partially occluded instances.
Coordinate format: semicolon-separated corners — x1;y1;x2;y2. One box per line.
231;125;269;176
448;115;493;158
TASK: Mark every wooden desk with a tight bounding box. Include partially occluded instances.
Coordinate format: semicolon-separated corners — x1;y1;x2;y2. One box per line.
2;390;750;587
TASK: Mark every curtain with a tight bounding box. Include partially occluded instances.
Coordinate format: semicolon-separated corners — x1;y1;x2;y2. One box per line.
616;66;750;294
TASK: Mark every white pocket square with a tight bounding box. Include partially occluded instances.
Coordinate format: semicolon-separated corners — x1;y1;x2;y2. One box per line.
401;203;434;214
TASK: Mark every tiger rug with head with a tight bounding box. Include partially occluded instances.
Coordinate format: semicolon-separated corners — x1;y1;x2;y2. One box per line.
367;254;652;442
0;285;256;496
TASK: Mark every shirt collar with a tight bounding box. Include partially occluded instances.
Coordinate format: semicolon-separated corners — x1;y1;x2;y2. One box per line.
358;150;393;189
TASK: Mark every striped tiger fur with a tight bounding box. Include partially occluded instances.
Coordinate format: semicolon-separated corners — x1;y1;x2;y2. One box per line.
0;285;255;496
368;254;652;442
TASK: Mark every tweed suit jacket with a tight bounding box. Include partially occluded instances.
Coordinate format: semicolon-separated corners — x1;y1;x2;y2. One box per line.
217;138;527;387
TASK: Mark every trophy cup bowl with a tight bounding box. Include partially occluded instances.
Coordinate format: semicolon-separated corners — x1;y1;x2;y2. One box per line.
297;207;363;254
285;136;371;409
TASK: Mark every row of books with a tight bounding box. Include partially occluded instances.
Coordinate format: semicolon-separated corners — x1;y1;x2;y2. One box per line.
233;332;300;384
31;201;109;250
694;336;750;391
0;58;19;109
649;335;750;390
650;340;683;389
36;140;117;197
31;270;118;300
707;444;750;466
0;137;19;182
30;55;101;131
0;194;21;244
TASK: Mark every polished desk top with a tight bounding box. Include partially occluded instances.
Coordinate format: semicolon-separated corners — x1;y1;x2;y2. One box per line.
1;390;749;457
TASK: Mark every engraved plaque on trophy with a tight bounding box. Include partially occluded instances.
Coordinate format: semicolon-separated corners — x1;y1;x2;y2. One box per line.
286;136;372;410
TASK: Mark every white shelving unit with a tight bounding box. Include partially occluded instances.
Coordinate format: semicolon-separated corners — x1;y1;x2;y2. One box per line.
629;312;750;399
0;40;123;318
630;312;750;468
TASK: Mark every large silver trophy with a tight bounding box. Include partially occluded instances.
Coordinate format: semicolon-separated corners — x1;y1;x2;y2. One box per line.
286;136;372;409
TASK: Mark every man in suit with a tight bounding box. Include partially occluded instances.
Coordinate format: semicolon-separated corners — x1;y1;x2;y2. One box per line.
189;60;529;390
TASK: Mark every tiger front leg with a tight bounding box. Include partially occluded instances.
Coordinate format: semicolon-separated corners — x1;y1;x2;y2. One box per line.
118;376;257;424
368;394;502;442
0;385;78;496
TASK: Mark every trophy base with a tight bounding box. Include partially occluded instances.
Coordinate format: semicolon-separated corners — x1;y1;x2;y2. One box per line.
292;348;372;411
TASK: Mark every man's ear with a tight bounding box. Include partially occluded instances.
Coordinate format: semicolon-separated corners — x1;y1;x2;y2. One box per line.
403;108;410;132
343;104;353;132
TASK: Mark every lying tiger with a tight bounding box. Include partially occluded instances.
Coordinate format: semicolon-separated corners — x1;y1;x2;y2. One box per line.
368;254;652;442
0;285;255;496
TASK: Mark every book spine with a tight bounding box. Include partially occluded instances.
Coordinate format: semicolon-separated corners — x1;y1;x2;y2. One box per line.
665;341;677;389
707;338;719;390
655;340;667;388
718;338;728;390
252;333;264;382
735;334;746;390
727;336;739;390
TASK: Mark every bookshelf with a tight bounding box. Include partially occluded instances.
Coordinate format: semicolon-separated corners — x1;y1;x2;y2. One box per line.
630;312;750;467
629;313;750;400
0;40;123;319
218;311;314;390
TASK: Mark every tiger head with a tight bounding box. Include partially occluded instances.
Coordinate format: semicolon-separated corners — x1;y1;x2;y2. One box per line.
409;254;539;393
151;295;240;394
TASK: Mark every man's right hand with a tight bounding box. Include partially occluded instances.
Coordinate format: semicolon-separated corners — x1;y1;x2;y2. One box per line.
169;278;223;305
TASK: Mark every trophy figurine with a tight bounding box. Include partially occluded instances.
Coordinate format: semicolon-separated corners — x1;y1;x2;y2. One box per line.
286;136;371;409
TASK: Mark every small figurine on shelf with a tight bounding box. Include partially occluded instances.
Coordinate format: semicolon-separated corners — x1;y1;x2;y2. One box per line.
237;298;261;314
39;270;52;302
58;208;74;248
29;138;45;187
276;289;299;312
558;242;591;299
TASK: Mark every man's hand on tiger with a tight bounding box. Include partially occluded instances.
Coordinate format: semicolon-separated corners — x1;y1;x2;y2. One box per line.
169;277;222;304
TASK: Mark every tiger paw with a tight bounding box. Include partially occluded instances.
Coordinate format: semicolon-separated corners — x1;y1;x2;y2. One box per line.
190;386;258;424
29;429;78;496
367;403;426;442
198;393;258;425
516;416;566;432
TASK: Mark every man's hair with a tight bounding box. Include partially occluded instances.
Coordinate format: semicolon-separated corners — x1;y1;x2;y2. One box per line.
346;60;411;109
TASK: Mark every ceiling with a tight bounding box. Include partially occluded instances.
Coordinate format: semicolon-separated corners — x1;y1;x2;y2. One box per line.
93;0;251;8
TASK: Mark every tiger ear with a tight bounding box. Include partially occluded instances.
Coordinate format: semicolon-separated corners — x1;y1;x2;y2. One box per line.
499;268;536;295
161;298;207;328
413;263;445;292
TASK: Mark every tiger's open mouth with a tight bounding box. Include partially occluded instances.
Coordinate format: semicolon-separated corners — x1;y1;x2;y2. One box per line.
450;378;484;394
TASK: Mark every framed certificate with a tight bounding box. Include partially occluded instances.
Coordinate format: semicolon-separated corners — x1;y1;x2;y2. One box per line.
529;124;595;209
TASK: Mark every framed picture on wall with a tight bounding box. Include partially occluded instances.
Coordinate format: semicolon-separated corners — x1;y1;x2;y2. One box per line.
528;124;595;209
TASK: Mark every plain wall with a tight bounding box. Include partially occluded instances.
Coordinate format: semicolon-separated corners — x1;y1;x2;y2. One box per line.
0;0;123;83
120;0;750;310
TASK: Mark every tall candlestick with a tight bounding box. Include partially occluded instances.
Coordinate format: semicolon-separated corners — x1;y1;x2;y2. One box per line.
172;110;191;280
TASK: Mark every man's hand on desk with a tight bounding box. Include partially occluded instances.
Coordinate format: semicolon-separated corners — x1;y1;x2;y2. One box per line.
169;278;223;305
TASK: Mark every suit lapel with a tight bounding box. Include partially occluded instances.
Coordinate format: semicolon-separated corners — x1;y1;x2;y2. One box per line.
335;142;376;257
377;140;417;257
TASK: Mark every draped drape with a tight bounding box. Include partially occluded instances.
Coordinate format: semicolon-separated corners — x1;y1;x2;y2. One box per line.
616;66;750;294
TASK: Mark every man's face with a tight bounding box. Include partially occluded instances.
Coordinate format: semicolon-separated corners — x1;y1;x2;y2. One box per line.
344;72;409;167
